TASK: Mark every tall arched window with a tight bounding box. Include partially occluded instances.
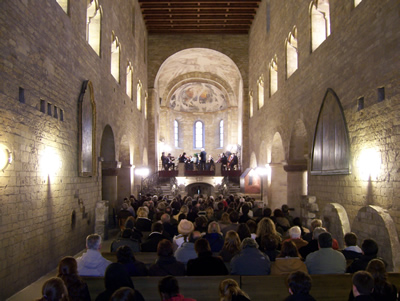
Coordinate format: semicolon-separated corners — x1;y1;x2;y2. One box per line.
86;0;102;55
270;56;278;96
257;75;264;109
56;0;68;14
219;120;224;148
249;90;254;118
174;120;179;148
126;62;133;100
194;121;204;149
111;32;121;82
144;91;148;119
286;27;298;78
137;80;142;111
310;0;331;51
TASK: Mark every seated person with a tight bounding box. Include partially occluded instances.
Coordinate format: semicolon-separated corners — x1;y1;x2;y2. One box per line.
116;245;148;276
36;277;69;301
158;276;196;301
342;232;363;260
285;271;316;301
283;226;308;250
141;222;170;252
187;238;228;276
76;234;111;276
117;203;133;230
148;239;185;276
57;257;90;301
351;271;374;301
135;207;152;232
347;238;383;273
175;231;202;265
305;232;346;274
271;241;308;276
110;287;144;301
111;228;140;252
219;230;241;263
203;221;224;252
231;238;271;275
219;278;250;301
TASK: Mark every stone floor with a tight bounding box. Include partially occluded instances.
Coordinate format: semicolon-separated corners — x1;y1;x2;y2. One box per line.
7;228;120;301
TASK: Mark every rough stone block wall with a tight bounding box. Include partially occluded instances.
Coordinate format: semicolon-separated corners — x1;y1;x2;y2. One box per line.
0;0;148;299
248;0;400;265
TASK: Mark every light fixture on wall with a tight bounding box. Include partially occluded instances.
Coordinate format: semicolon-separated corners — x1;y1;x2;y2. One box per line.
40;147;63;177
357;148;381;181
0;144;12;172
135;166;150;200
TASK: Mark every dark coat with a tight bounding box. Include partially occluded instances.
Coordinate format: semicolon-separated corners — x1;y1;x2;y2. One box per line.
284;294;317;301
203;233;224;253
135;217;152;232
186;251;228;276
148;256;185;276
141;232;169;252
346;255;383;273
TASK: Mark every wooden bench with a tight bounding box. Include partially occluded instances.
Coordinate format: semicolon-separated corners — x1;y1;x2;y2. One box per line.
83;275;240;301
101;252;158;267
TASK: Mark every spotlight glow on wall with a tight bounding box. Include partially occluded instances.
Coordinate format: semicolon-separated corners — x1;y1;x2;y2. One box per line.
134;167;150;177
357;148;381;181
0;144;12;172
40;147;62;177
176;177;186;186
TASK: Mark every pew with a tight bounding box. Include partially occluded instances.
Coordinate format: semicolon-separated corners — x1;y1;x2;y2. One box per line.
101;251;158;267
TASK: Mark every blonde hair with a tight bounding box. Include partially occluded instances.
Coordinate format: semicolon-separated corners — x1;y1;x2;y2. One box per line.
137;207;148;218
208;221;222;234
256;217;277;238
222;231;241;254
219;279;249;301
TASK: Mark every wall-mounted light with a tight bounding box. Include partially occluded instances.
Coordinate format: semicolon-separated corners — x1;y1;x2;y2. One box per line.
357;148;381;181
135;166;150;177
176;177;186;186
0;144;12;172
40;147;62;177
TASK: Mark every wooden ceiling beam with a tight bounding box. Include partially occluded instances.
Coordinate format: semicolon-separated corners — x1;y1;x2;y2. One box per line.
144;15;255;20
142;9;257;14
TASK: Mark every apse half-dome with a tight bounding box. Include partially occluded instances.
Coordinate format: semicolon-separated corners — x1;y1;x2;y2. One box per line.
169;82;228;112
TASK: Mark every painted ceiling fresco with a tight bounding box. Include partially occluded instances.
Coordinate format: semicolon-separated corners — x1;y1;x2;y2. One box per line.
169;82;228;112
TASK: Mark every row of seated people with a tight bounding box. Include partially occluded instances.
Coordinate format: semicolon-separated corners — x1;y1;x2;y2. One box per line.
36;232;395;301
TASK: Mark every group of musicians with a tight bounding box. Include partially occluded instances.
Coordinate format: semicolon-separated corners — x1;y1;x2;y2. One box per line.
161;151;238;171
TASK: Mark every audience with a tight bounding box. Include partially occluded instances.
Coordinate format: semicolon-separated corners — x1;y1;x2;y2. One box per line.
135;207;152;232
158;275;197;301
351;271;375;301
57;256;91;301
116;246;148;276
284;226;308;250
298;227;326;260
230;238;271;275
305;232;346;274
76;234;111;276
260;234;280;262
256;217;281;252
303;219;322;242
347;239;382;274
173;219;194;251
141;222;170;252
111;229;141;253
222;211;240;236
271;241;307;276
285;271;316;301
236;223;252;242
95;263;144;301
187;238;228;275
203;221;224;252
175;230;202;265
148;239;185;276
36;277;69;301
219;278;251;301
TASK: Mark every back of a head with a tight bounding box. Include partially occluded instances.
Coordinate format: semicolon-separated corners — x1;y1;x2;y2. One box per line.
261;234;279;251
289;226;302;239
219;279;244;301
111;287;142;301
86;234;101;250
311;219;322;230
344;232;358;247
208;221;221;234
287;271;312;295
151;221;164;233
361;239;379;256
137;207;148;218
57;256;78;278
312;227;326;240
157;239;174;257
280;240;300;258
241;237;258;250
117;245;135;264
229;210;240;223
40;277;69;301
366;258;387;282
237;223;251;241
105;263;134;292
353;271;374;295
194;238;211;254
318;232;332;248
158;276;180;299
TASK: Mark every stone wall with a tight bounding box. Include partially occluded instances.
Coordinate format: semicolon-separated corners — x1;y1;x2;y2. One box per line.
0;0;148;299
248;0;400;269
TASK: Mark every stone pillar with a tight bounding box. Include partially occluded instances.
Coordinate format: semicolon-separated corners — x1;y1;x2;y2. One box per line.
95;200;109;240
102;161;121;227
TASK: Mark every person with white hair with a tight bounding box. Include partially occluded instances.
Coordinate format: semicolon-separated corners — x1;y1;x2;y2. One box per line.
283;226;309;250
76;234;111;276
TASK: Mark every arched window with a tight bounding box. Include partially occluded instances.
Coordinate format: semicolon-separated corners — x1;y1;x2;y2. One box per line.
86;0;102;55
270;56;278;96
310;0;331;52
257;75;264;109
194;121;204;149
126;62;133;100
249;90;254;118
219;120;224;148
144;91;148;119
286;27;298;78
111;32;121;82
137;80;142;111
174;120;179;148
56;0;68;14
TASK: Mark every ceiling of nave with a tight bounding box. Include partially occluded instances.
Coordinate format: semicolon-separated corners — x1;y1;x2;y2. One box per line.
138;0;261;34
155;48;243;111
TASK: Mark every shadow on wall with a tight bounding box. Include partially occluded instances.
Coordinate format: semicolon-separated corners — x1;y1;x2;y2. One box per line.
321;203;400;272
